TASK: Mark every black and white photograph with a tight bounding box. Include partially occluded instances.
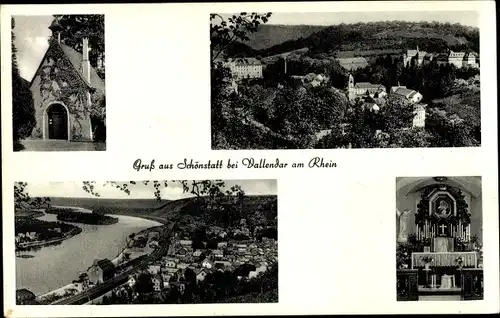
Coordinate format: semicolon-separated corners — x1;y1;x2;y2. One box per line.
12;14;106;152
210;12;480;150
396;176;483;301
14;180;278;305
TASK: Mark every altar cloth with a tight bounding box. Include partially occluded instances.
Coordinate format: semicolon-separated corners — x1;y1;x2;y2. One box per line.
412;252;477;268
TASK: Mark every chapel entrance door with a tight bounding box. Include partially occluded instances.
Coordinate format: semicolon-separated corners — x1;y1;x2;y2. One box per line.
47;104;68;140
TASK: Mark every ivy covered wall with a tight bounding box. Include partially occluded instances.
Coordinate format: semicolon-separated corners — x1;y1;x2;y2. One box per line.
29;42;96;141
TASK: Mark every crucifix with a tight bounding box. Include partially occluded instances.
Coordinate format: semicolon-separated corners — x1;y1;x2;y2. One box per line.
439;224;448;236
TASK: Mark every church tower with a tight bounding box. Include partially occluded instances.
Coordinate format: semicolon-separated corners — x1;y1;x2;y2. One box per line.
347;73;355;101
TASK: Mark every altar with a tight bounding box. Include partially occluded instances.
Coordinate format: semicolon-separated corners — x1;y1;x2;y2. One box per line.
396;178;484;301
412;252;478;268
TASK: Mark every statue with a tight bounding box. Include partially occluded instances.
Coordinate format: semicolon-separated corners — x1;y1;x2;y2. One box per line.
397;208;412;243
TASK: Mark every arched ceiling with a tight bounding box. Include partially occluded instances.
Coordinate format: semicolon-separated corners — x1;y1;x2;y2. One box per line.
396;176;482;198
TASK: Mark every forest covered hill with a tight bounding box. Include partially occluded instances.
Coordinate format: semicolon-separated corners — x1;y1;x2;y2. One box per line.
226;21;479;58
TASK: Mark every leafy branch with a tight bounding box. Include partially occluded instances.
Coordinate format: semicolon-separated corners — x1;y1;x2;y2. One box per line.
210;12;272;63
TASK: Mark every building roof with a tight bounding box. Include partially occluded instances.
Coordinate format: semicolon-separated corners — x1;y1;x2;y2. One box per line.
354;82;385;90
229;57;262;65
30;39;105;95
392;87;417;98
96;258;115;273
337;57;369;70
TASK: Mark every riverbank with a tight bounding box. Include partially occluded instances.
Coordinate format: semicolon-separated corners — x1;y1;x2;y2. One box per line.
16;227;82;251
46;208;119;225
15;217;83;252
31;216;164;300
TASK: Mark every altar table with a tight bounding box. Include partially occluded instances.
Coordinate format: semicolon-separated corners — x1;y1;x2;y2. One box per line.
412;252;477;268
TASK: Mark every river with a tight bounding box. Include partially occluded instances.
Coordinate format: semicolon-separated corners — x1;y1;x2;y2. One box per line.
16;213;162;296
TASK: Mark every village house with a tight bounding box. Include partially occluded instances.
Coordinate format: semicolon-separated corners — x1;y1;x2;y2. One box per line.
161;273;172;288
87;259;116;284
448;51;467;68
336;57;369;71
176;263;189;271
192;250;203;258
29;18;105;141
404;46;427;66
179;239;192;247
151;275;163;292
202;259;214;269
127;276;136;288
217;242;228;249
147;264;161;275
463;52;479;68
412;104;427;128
390;85;423;103
347;74;387;101
226;57;263;80
196;269;210;282
211;249;224;260
163;258;177;268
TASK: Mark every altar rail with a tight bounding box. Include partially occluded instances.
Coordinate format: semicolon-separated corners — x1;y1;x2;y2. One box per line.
396;269;418;301
412;252;477;268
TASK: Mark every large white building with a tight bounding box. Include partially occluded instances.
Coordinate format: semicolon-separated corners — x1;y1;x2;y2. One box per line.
226;58;263;80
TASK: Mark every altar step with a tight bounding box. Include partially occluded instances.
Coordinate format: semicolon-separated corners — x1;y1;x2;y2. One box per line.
417;286;462;301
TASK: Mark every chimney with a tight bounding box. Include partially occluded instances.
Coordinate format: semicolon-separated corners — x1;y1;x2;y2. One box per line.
49;17;63;44
82;38;91;84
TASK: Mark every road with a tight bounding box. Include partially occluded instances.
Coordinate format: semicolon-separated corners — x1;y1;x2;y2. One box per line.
51;220;175;305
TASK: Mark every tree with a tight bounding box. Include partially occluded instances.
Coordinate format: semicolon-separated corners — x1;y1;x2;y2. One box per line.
12;17;36;150
210;12;272;63
135;273;154;295
53;15;105;78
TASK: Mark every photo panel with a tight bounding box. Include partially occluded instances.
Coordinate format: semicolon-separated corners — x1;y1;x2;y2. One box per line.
14;179;278;305
210;11;481;150
396;176;483;301
12;14;106;152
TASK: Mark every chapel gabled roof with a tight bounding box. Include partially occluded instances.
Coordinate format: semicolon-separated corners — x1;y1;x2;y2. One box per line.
29;39;105;95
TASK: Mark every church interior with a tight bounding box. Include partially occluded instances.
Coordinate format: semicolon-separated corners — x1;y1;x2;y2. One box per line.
395;176;483;301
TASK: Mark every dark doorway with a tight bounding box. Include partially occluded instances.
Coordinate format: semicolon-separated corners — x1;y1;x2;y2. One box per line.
47;104;68;140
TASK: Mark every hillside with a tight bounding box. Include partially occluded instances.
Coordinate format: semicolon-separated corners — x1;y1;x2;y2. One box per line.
46;195;278;226
245;24;327;50
232;21;479;58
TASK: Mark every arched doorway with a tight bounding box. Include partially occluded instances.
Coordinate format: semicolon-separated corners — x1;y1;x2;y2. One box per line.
47;103;68;140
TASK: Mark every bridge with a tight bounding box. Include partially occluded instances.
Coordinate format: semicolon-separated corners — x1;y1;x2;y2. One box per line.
51;219;175;305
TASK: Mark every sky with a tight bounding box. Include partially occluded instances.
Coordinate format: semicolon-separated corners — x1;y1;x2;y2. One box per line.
13;15;53;81
23;180;278;200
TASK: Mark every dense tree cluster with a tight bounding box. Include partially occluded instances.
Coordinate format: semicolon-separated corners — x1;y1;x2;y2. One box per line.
12;18;36;151
53;14;105;78
230;21;479;58
101;262;278;305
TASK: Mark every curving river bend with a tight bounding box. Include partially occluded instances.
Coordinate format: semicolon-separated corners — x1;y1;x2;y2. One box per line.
16;213;161;296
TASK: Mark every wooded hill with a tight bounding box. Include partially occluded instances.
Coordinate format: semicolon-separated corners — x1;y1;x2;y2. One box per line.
227;21;479;58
